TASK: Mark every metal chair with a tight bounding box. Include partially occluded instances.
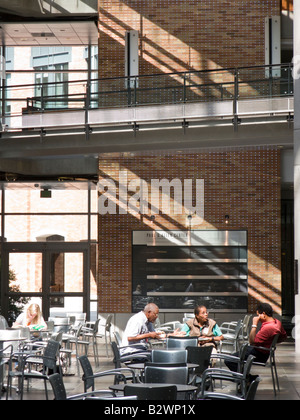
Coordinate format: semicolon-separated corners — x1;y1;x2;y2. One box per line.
81;318;103;366
124;383;177;400
186;345;213;389
49;317;72;334
78;354;137;392
111;341;150;383
111;341;151;369
220;315;252;343
144;362;189;385
199;354;256;399
252;333;280;396
166;336;198;349
219;319;243;353
62;324;90;375
104;314;113;358
152;349;187;364
48;372;125;400
201;376;261;400
114;331;122;347
7;339;61;400
0;315;9;330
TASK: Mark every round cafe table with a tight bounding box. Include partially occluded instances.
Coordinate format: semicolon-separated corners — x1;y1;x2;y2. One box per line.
109;382;198;399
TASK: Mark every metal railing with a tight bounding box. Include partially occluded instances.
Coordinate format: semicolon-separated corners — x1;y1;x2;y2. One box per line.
0;63;294;133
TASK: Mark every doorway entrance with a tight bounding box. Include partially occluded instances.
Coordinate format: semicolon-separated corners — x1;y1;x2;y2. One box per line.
1;242;90;323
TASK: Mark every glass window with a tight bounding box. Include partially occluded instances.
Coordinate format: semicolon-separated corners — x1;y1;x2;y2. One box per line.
9;252;42;293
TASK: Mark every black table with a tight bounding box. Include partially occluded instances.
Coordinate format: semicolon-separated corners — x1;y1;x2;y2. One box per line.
109;382;198;399
127;362;198;370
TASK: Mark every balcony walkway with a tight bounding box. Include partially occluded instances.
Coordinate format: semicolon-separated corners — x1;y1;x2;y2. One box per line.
0;64;295;165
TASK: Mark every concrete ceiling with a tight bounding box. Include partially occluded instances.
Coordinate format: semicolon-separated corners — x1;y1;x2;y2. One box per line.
0;20;98;46
0;0;98;18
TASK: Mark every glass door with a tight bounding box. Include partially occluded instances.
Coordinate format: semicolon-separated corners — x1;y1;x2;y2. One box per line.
1;242;90;323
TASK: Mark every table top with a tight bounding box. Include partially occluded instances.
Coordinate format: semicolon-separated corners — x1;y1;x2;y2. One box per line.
109;382;198;393
0;337;27;342
127;362;198;370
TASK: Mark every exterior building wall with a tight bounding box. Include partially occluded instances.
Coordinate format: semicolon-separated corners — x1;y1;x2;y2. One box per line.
98;149;282;315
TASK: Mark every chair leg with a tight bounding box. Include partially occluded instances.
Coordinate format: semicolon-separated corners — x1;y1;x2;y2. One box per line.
271;355;280;395
93;338;99;366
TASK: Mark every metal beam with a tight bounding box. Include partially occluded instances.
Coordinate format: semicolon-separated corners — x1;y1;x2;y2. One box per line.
0;121;293;161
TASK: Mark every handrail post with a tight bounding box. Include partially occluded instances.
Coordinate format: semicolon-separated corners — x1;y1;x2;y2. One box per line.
0;47;6;131
134;76;137;105
41;83;44;111
233;68;239;131
183;73;187;103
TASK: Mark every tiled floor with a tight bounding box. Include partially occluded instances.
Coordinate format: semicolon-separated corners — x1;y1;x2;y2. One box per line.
2;337;300;400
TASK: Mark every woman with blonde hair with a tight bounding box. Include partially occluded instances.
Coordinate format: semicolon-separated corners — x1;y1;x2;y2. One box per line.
13;303;47;330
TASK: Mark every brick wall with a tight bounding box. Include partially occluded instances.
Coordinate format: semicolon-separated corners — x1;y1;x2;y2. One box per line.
99;0;280;78
98;148;282;315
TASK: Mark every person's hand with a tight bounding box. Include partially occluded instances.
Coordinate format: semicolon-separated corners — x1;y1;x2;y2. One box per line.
148;331;162;339
156;331;166;339
168;328;186;337
252;316;260;326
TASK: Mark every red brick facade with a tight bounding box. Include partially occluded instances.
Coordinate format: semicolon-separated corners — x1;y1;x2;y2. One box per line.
98;149;281;314
99;0;280;78
97;1;282;315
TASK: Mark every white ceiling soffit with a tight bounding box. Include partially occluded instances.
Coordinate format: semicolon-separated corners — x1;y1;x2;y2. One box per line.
0;0;98;17
0;21;98;46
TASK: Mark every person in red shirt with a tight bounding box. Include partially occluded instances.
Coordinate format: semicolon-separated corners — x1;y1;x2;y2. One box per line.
225;303;287;372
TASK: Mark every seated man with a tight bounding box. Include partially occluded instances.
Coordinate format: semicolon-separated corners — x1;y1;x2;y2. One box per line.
121;303;164;356
225;302;287;372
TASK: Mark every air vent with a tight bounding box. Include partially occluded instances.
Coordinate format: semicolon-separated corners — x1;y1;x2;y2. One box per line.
30;32;55;38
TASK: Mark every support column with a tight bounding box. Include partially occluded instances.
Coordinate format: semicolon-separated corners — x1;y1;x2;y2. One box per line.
294;0;300;353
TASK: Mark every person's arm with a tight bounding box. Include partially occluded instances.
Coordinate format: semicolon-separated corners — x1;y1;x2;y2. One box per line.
168;323;189;337
127;331;161;342
201;324;224;344
12;313;24;328
249;316;260;345
212;324;224;342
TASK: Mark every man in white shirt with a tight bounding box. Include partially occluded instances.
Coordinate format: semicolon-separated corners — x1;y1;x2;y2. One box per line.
121;303;162;355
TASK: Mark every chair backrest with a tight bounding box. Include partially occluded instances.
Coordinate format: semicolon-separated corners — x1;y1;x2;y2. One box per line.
186;346;212;375
114;331;122;347
245;377;261;400
105;314;113;332
242;314;252;338
124;384;177;400
166;336;198;349
111;341;121;368
79;355;95;391
51;331;63;344
49;373;67;400
152;349;187;364
50;317;71;333
43;340;60;371
270;333;280;350
236;343;250;373
144;362;189;385
242;355;255;381
93;318;101;334
0;315;8;329
0;328;22;353
233;319;243;338
46;320;55;333
67;312;86;327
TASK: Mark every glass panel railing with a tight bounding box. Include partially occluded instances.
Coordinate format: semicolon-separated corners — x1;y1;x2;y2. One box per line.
0;63;294;132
